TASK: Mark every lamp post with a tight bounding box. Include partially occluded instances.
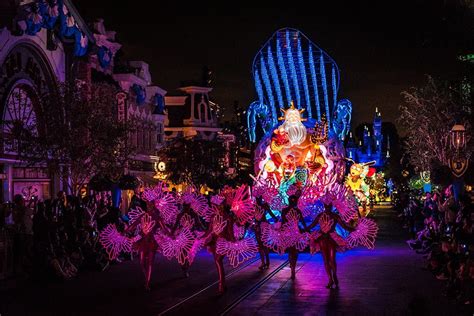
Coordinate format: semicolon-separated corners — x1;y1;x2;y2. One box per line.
448;123;469;200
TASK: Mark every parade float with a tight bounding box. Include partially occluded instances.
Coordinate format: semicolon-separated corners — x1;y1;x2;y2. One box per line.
248;28;356;216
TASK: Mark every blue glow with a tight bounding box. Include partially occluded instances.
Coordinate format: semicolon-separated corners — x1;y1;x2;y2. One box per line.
332;64;338;113
254;70;264;104
267;46;284;108
320;53;330;124
286;31;301;108
332;99;352;141
297;38;311;118
247;101;271;142
308;46;321;121
276;38;292;105
260;55;277;126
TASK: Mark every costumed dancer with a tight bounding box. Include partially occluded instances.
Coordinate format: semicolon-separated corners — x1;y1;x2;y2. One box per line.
99;183;178;291
306;195;378;289
171;201;207;277
204;185;258;294
306;202;354;289
155;185;211;278
261;193;309;280
254;196;276;270
281;193;308;279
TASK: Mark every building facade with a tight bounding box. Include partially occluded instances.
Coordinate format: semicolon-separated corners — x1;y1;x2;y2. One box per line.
0;1;167;202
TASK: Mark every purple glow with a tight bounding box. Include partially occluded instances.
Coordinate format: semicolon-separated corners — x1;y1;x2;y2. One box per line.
216;237;258;268
346;218;379;249
99;224;133;260
231;185;255;224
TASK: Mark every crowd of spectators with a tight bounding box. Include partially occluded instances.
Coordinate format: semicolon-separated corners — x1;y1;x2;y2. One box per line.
0;190;128;282
394;185;474;305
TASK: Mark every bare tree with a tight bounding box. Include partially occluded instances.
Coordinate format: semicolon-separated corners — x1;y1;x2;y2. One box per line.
8;82;133;195
399;76;473;173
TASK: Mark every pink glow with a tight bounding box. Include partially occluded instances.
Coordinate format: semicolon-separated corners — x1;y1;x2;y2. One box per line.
155;194;179;225
182;185;213;221
346;218;379;249
99;224;133;260
211;213;227;235
233;223;245;239
321;183;358;222
179;213;195;229
155;227;195;265
216;237;258;268
231;185;255;224
128;207;145;225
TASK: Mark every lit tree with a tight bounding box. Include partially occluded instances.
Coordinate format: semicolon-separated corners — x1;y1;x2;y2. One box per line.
8;82;133;195
399;76;473;174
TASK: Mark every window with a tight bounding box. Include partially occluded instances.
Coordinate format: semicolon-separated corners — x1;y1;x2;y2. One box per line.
3;84;39;152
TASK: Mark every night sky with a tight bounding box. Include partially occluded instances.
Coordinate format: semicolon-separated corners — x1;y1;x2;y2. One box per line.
78;0;472;133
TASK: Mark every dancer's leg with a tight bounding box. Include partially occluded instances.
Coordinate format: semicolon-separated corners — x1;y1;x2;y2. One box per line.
214;252;226;293
144;251;154;290
265;248;270;268
289;247;298;280
329;245;338;288
320;241;333;288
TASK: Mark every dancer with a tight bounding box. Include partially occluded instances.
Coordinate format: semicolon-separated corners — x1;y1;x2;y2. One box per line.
204;198;237;294
306;202;354;289
281;194;308;280
205;186;258;294
126;209;169;291
99;183;178;291
254;197;276;270
171;202;207;277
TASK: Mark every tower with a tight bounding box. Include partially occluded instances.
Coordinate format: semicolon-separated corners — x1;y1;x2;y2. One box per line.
373;107;383;155
363;125;372;157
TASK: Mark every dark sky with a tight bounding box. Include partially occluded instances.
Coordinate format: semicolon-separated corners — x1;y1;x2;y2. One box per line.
78;0;472;133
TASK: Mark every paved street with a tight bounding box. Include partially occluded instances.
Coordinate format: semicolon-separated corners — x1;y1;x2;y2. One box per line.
1;206;472;316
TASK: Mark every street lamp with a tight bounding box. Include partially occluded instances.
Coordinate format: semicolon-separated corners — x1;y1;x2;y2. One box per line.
448;123;470;201
450;124;466;151
449;123;469;178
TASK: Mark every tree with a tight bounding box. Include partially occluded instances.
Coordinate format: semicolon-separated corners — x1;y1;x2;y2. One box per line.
8;82;133;195
157;136;229;190
398;76;473;173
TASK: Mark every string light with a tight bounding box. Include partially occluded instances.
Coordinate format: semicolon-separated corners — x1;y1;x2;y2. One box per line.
297;37;311;118
276;37;292;105
309;45;321;121
286;31;301;108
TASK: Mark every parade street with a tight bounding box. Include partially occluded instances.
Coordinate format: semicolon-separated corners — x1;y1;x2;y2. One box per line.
1;206;470;316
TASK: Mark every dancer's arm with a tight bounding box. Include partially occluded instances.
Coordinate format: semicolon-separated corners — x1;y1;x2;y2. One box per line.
334;213;355;232
306;212;322;231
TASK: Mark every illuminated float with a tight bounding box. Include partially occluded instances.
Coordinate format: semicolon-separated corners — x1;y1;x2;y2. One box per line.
248;28;378;258
248;28;351;209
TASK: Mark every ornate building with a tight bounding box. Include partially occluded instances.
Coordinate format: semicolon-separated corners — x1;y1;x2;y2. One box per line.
164;85;220;140
346;108;390;168
0;1;167;202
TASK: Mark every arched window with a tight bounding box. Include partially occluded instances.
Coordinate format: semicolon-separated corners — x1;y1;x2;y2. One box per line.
3;83;39;152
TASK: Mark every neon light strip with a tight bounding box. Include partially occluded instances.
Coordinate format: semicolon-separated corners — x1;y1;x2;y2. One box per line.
254;70;264;104
320;52;330;124
332;64;337;115
267;46;284;108
276;38;292;106
309;46;321;121
297;38;311;118
286;31;301;108
260;55;277;126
